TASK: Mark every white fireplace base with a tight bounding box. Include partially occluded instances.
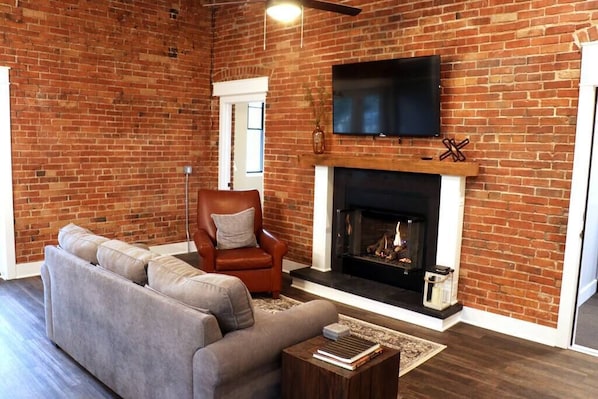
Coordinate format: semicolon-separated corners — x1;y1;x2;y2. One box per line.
291;277;462;331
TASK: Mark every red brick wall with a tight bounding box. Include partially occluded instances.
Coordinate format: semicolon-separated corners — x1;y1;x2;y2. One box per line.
211;1;598;328
1;0;212;262
4;0;597;328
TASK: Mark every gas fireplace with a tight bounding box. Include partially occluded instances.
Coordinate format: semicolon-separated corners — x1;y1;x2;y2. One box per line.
331;167;440;293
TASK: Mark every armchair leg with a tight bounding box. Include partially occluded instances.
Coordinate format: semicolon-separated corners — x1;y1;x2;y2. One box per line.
272;291;280;299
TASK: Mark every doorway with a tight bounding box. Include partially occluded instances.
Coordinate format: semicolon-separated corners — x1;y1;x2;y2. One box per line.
572;88;598;353
213;77;268;200
559;41;598;352
232;102;264;196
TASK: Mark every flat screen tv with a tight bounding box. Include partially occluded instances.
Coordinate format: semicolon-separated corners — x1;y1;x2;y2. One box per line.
332;55;441;137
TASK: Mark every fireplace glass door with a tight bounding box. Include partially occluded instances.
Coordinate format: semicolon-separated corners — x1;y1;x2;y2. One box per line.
335;208;425;273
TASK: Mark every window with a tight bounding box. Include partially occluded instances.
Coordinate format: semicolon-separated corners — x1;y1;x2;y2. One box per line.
246;102;264;174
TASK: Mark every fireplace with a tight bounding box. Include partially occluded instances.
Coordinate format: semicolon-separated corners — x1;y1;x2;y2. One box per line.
331;168;441;293
290;154;479;331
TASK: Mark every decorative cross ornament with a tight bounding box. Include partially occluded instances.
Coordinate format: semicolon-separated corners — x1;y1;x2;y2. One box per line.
440;138;470;162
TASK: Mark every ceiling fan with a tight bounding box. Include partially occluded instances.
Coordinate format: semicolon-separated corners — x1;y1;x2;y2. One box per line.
203;0;362;19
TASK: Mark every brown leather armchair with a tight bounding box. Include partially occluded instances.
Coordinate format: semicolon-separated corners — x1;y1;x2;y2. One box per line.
193;189;288;298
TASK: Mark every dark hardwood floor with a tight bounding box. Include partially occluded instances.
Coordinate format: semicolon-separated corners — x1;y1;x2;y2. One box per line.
2;275;598;398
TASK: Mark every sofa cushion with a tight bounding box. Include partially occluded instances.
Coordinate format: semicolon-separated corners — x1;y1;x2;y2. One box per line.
147;255;254;333
57;223;109;264
211;207;258;250
97;240;156;285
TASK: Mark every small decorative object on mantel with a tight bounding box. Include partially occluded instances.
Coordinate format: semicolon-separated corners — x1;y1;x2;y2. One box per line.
304;77;328;154
440;137;470;162
312;125;325;154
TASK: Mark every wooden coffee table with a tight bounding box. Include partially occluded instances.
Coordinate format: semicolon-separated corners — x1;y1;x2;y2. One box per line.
282;335;400;399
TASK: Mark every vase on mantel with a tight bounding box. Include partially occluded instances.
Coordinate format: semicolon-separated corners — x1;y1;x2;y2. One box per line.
312;125;325;154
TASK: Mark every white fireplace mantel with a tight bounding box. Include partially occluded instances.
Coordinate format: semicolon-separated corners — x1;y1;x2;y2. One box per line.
298;154;479;330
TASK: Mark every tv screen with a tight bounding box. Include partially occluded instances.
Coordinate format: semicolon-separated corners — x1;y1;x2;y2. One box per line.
332;55;441;137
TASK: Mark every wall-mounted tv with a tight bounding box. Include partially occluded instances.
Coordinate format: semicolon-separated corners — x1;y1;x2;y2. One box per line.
332;55;441;137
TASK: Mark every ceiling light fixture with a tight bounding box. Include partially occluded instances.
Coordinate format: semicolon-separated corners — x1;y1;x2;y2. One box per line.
266;0;302;23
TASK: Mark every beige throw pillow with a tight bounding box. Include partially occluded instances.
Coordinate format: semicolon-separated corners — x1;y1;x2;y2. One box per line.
211;207;258;250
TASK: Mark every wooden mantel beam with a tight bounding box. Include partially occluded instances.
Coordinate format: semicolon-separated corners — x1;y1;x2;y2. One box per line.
298;153;479;177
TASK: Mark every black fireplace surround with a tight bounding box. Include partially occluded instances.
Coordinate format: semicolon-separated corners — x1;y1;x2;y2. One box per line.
331;167;441;293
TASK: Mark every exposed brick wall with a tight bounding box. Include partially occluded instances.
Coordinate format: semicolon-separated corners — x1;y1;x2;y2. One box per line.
1;0;212;262
3;0;595;329
211;0;598;328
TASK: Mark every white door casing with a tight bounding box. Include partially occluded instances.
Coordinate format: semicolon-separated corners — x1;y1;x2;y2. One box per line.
558;41;598;348
212;77;268;191
0;66;16;280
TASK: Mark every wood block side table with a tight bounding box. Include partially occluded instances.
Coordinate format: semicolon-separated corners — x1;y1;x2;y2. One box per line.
282;335;400;399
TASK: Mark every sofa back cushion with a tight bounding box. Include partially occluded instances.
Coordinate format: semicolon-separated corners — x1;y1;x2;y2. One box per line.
147;255;255;333
97;240;156;285
58;223;109;264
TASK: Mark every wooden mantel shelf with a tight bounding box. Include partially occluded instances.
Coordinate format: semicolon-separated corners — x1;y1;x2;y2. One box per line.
298;153;479;177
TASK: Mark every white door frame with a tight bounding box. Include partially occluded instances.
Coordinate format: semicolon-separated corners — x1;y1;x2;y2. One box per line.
558;41;598;348
0;66;16;280
213;77;268;190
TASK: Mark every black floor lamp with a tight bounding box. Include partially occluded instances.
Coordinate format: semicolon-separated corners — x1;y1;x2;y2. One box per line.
183;165;192;253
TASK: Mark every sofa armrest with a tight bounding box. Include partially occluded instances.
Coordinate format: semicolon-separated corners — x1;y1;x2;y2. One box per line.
193;299;337;389
193;229;216;272
40;261;54;341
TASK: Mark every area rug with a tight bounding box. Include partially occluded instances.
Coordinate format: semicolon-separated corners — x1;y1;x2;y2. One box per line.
253;295;446;376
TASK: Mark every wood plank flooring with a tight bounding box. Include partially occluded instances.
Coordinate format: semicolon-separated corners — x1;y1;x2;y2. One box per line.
574;293;598;349
1;275;598;398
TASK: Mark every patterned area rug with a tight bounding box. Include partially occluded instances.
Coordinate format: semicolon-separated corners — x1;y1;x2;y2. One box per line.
253;295;446;376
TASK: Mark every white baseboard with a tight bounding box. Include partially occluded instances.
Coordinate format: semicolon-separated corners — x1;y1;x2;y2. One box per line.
148;241;196;256
14;261;43;279
286;264;561;346
291;277;461;332
460;306;559;347
577;278;597;306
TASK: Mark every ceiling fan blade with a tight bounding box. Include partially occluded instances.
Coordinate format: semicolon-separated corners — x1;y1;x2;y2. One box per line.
301;0;361;16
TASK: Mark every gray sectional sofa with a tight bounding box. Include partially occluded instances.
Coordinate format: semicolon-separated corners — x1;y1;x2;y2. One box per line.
41;224;338;399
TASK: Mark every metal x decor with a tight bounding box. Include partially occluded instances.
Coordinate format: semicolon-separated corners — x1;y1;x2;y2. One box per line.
440;138;470;162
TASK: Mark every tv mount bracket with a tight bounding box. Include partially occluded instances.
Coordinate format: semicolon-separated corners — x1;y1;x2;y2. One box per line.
440;138;470;162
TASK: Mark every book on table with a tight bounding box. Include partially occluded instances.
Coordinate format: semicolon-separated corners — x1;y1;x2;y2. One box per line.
313;335;383;370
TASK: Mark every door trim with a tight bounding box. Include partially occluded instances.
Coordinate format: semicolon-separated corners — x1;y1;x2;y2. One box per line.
213;77;268;190
558;41;598;347
0;66;16;280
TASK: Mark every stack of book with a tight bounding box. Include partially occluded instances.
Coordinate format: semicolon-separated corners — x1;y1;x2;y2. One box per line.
313;335;383;370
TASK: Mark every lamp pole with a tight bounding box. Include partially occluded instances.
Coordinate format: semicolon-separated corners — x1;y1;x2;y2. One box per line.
183;165;192;253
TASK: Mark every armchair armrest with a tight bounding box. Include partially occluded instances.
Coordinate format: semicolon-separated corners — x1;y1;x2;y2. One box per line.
258;229;288;268
193;229;216;272
193;299;337;388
